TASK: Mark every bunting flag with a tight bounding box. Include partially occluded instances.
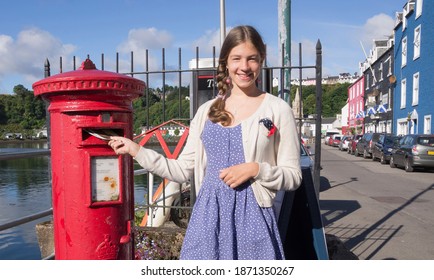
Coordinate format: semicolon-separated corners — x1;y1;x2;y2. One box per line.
356;111;366;119
367;107;376;115
377;104;388;113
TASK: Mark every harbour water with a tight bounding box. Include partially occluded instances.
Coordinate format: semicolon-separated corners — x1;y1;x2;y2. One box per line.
0;141;149;260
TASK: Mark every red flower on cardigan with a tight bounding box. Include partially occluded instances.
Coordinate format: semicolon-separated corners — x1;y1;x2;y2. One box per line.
259;118;276;137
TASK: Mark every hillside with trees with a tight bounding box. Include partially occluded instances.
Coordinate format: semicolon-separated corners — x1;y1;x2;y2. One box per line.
288;83;350;117
1;83;349;138
0;85;46;138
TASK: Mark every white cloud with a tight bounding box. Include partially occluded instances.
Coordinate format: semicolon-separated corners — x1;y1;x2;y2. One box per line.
0;35;15;73
191;28;222;57
116;27;174;72
360;13;395;47
0;28;76;92
301;13;395;78
117;27;173;53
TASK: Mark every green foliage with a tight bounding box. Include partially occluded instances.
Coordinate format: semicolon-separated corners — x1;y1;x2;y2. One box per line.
0;100;7;125
304;94;316;115
287;83;350;117
1;82;349;138
322;83;349;117
0;84;46;137
132;85;190;133
134;206;146;227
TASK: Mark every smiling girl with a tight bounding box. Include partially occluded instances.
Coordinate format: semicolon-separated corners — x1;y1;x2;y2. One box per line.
109;25;302;260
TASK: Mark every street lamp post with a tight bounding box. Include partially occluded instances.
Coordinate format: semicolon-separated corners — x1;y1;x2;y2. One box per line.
220;0;226;47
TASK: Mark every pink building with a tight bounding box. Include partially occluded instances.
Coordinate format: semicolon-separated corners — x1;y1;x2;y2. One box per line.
348;76;365;134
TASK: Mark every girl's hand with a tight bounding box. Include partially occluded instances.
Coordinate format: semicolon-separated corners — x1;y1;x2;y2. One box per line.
219;162;259;189
108;136;140;157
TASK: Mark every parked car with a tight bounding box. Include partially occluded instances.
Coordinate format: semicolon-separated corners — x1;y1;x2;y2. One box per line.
300;143;313;169
324;131;339;145
348;134;362;155
372;134;402;164
338;135;351;151
355;132;383;158
389;134;434;172
330;134;342;147
327;135;334;146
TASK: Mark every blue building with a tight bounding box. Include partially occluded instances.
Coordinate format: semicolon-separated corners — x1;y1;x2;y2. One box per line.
393;0;433;135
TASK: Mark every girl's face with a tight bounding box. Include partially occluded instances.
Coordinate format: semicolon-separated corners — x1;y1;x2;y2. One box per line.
226;41;262;93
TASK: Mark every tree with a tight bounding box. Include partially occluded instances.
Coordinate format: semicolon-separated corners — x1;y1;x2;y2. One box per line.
0;97;7;125
275;83;349;118
1;81;349;137
321;83;349;117
13;85;46;129
132;85;190;131
304;94;316;115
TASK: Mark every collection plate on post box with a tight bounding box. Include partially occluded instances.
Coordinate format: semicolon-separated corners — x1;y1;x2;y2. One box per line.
91;156;120;202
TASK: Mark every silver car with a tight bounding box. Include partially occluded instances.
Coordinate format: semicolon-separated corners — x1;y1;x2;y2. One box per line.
339;135;351;151
390;134;434;172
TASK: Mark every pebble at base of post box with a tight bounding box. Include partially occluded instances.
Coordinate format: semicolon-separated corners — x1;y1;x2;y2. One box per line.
32;59;146;260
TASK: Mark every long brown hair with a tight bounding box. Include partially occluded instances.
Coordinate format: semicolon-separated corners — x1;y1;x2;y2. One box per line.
208;25;266;126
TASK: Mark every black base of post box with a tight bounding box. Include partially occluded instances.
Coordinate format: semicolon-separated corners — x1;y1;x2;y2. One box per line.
278;167;329;260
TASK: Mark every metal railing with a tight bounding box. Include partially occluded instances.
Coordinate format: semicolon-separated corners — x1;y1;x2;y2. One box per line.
0;149;54;259
0;149;50;160
0;208;53;232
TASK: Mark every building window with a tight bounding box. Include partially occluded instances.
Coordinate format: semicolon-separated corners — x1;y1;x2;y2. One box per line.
379;63;383;81
386;55;392;75
389;59;392;75
381;92;389;105
413;72;419;106
388;88;392;109
424;115;431;134
401;79;407;109
416;0;423;18
402;37;407;67
398;118;408;136
414;25;421;60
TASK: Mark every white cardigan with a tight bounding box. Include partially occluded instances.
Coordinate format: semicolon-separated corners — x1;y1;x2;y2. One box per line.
134;93;302;207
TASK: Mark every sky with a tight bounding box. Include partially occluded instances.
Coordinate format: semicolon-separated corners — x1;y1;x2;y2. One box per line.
0;0;403;94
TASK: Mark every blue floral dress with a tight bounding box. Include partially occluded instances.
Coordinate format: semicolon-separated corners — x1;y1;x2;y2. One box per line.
180;120;284;260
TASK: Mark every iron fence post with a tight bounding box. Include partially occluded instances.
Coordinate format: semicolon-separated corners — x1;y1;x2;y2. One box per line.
314;40;322;197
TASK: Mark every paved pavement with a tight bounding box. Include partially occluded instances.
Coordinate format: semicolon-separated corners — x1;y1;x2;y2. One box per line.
318;143;434;260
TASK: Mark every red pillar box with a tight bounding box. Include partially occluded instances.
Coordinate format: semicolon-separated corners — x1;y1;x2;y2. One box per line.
32;59;145;259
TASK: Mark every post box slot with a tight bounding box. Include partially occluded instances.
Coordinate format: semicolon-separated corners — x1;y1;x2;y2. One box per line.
82;128;124;145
